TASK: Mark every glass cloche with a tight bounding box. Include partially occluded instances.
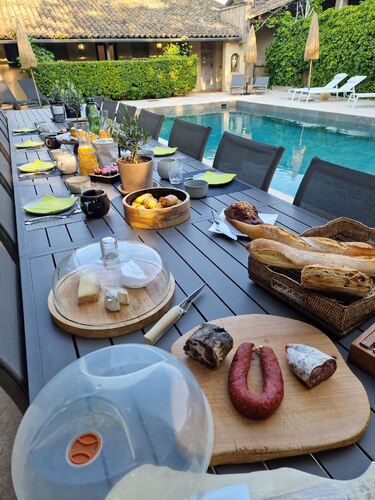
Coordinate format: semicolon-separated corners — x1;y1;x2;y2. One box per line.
51;237;172;330
12;344;214;500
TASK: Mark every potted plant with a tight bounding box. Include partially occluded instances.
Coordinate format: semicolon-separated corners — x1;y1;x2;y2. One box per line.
49;81;66;123
113;113;152;193
62;82;84;119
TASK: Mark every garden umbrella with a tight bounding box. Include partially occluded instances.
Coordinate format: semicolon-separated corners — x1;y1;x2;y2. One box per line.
304;11;320;88
15;19;42;106
244;25;257;89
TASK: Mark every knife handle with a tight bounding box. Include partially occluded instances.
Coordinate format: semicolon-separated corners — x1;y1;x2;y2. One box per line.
144;306;182;345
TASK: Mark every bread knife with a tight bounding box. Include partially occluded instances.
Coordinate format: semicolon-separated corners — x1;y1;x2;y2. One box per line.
144;284;205;345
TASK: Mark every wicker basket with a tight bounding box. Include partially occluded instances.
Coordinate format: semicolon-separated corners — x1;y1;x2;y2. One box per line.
248;218;375;338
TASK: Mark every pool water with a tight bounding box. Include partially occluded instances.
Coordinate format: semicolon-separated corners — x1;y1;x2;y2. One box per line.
160;111;375;198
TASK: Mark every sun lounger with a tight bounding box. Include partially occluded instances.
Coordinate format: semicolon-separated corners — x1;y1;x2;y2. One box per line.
298;75;367;102
230;74;245;94
0;81;37;108
287;73;348;102
348;91;375;107
252;77;269;93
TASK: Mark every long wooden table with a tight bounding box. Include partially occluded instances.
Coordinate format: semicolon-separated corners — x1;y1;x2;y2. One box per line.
7;108;375;480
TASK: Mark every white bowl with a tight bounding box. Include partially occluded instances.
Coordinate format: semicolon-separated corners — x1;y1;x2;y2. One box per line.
65;176;91;194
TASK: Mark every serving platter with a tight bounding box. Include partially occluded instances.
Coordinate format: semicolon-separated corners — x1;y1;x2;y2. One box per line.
48;274;175;338
171;314;370;466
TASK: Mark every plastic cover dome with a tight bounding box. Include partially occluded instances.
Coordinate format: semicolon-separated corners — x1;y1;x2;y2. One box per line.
12;345;214;500
52;237;171;328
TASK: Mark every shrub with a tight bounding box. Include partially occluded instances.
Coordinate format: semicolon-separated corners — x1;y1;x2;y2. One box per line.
34;55;198;100
265;0;375;92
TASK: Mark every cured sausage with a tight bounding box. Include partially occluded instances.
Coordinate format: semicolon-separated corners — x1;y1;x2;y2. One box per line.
228;343;284;419
285;344;337;388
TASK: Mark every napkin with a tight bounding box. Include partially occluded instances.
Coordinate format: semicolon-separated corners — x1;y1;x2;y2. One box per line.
195;171;236;185
153;146;177;156
23;195;77;215
13;127;37;134
209;209;278;240
16;140;44;149
18;160;55;173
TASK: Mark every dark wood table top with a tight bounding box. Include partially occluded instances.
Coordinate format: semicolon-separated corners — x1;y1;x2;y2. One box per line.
7;107;375;480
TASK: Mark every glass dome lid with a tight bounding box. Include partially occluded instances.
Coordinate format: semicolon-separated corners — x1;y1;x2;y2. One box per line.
52;237;172;328
12;344;214;500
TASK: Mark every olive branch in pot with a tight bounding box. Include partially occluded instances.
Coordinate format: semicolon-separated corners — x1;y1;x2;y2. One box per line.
112;111;150;163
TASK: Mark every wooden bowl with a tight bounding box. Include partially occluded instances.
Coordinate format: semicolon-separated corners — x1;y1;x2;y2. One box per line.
123;187;190;229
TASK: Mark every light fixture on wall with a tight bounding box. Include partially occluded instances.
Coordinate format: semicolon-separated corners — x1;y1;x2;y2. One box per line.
156;42;162;49
77;43;85;51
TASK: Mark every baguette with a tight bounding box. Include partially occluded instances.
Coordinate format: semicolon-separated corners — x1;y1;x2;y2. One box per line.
248;238;375;277
228;219;375;257
301;265;373;297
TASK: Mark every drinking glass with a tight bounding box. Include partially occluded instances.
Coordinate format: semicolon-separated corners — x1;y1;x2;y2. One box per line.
168;160;183;185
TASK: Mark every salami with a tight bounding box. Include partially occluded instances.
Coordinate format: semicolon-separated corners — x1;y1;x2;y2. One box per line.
228;343;284;419
285;344;337;388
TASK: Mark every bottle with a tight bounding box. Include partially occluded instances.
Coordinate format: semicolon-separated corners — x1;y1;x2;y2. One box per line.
78;131;99;175
86;98;100;134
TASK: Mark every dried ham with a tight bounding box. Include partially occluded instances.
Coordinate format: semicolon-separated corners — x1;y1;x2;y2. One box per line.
183;323;233;369
285;344;337;388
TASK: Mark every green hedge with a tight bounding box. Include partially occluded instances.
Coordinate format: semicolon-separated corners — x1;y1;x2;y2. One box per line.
265;0;375;92
34;55;197;100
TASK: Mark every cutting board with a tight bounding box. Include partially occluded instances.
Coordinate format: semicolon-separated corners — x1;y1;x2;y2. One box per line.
171;315;370;466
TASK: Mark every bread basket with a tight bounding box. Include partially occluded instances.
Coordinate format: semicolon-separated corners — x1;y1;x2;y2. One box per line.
248;218;375;337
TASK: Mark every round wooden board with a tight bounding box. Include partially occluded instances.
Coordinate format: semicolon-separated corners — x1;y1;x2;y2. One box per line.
49;274;175;338
171;315;370;466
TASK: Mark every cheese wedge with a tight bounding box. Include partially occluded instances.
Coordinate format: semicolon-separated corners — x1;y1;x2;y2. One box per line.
77;273;101;305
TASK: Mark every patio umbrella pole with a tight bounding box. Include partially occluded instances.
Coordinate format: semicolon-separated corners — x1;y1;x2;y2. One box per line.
30;68;42;107
308;60;313;88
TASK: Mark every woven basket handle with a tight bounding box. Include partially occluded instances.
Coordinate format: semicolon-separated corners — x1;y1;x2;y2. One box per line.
302;217;375;242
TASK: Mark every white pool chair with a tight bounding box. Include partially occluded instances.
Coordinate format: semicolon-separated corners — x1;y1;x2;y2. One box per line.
287;73;348;101
299;75;367;102
348;91;375;107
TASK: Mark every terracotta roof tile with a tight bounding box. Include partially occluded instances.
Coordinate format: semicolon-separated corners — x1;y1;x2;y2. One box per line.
0;0;239;40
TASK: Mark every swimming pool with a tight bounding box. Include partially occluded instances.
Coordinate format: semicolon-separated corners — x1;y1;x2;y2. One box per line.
160;110;375;198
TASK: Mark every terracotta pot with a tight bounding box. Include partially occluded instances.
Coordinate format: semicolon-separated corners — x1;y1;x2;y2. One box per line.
117;156;153;193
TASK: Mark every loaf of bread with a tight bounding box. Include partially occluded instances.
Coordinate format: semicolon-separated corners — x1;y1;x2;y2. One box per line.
248;239;375;277
227;220;375;257
301;265;373;297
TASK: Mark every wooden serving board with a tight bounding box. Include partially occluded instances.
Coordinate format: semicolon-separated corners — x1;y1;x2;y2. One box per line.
49;273;175;338
171;315;370;466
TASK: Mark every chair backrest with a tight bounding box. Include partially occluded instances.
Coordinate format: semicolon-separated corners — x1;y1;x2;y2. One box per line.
322;73;348;89
254;77;269;87
138;109;164;140
115;102;137;125
168;118;212;161
337;76;367;93
93;95;104;110
0;127;10;156
0;149;12;195
18;79;39;101
102;98;119;120
0;183;17;261
0;241;28;411
213;132;285;191
0;109;7;127
231;74;245;88
293;157;375;226
0;81;16;105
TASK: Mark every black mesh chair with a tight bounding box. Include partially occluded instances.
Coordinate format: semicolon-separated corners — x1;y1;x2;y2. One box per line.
0;109;7;129
168;118;212;161
115;103;137;125
102;98;119;120
213;132;285;191
0;150;12;195
0;242;28;412
0;183;17;262
293;157;375;226
0;127;10;158
138;109;164;140
93;95;104;110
